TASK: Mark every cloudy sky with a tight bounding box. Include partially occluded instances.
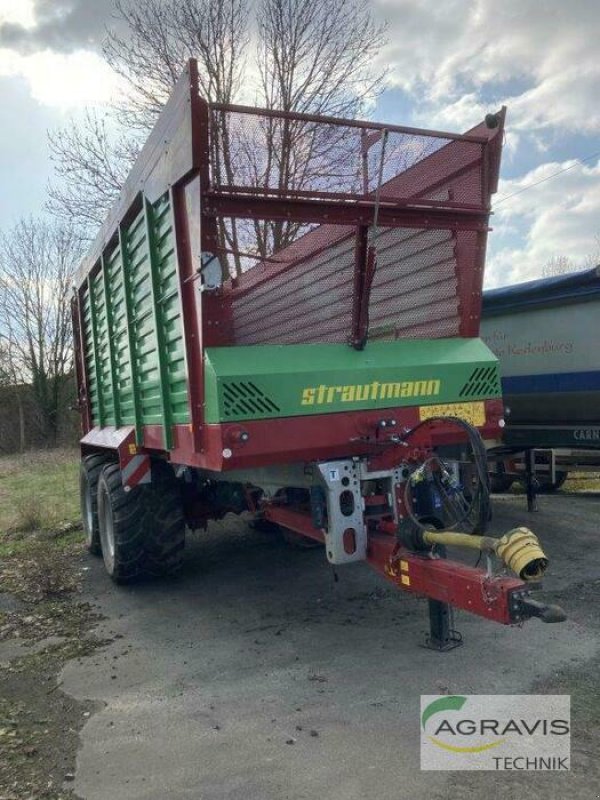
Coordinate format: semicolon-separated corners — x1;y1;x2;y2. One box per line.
0;0;599;287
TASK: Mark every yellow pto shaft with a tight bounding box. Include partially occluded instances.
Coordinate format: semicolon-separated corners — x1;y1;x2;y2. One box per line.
421;526;548;581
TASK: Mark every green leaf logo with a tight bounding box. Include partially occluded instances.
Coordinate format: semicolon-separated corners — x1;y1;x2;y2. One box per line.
422;695;506;754
422;696;467;730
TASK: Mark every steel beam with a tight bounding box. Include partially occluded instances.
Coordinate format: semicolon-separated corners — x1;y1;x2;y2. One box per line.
203;193;491;232
144;197;174;450
118;222;143;445
86;272;105;429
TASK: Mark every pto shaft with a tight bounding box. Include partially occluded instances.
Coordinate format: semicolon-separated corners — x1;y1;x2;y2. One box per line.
421;526;548;581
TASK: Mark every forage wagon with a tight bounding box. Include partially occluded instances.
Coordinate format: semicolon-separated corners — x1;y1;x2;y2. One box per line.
73;60;564;649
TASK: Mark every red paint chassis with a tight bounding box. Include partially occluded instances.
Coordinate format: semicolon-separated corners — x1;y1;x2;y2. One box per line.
74;61;555;639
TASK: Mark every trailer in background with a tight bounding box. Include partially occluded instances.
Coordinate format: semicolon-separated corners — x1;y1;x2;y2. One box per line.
482;267;600;503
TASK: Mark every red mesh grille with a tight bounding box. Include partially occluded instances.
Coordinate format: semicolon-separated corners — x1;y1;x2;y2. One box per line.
202;105;502;346
368;228;461;340
226;225;477;345
210;108;484;205
230;222;355;344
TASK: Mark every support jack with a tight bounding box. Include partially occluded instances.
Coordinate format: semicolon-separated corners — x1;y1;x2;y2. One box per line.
525;449;539;513
423;599;463;651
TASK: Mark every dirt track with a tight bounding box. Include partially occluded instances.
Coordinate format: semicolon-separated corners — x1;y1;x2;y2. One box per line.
50;492;600;800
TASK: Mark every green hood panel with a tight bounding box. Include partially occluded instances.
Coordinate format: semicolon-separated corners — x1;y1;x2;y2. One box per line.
204;339;501;423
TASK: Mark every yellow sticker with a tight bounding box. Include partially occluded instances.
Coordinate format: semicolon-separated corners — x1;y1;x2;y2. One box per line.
400;560;409;573
401;574;411;586
419;401;486;428
128;444;137;455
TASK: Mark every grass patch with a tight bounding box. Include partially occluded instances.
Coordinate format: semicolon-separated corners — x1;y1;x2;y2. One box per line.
564;471;600;492
0;449;107;800
0;449;80;536
508;470;600;495
0;528;83;560
1;530;86;609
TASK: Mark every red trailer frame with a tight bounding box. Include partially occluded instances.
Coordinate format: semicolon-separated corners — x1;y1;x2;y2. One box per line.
73;61;563;645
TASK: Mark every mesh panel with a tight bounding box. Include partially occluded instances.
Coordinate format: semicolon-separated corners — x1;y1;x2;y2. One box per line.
368;228;461;340
210;108;483;204
227;223;466;345
229;221;355;344
205;106;492;346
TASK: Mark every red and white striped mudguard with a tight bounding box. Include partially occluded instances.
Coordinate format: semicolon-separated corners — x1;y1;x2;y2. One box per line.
81;426;153;490
120;448;152;490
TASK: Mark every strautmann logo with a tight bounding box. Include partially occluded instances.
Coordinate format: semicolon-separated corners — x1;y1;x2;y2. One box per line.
420;695;570;771
301;379;441;406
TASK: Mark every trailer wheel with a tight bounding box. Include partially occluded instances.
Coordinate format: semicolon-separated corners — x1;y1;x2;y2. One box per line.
97;460;185;584
80;453;113;555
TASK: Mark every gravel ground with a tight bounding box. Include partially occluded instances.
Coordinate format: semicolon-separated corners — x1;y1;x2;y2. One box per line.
1;491;599;799
54;491;600;800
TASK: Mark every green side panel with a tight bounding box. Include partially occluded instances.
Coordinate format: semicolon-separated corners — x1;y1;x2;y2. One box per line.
105;240;132;426
204;339;501;423
82;278;104;427
92;266;116;426
82;191;190;435
81;284;96;424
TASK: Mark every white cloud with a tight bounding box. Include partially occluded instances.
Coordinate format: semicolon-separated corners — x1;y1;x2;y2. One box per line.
370;1;600;289
0;0;35;28
375;0;600;138
0;47;121;109
486;159;600;287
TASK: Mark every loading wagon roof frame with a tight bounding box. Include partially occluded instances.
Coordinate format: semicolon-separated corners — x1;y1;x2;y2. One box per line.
75;59;504;291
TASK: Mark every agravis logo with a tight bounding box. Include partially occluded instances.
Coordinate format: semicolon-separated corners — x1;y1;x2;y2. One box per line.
422;696;506;754
420;695;570;771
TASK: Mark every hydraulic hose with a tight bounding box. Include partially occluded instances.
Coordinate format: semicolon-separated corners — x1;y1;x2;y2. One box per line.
401;415;491;535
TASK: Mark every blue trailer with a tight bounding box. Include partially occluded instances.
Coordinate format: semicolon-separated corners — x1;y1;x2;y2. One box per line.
481;267;600;497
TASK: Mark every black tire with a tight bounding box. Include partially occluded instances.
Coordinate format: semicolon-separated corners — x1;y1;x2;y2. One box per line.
537;471;568;493
97;460;185;584
80;453;112;555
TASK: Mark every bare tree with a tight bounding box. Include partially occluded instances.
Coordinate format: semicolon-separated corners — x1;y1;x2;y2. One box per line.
49;0;250;231
105;0;250;130
542;255;577;278
48;110;138;233
0;337;27;452
248;0;387;255
258;0;385;118
0;341;11;386
542;237;600;278
583;234;600;269
48;0;387;271
0;219;84;446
